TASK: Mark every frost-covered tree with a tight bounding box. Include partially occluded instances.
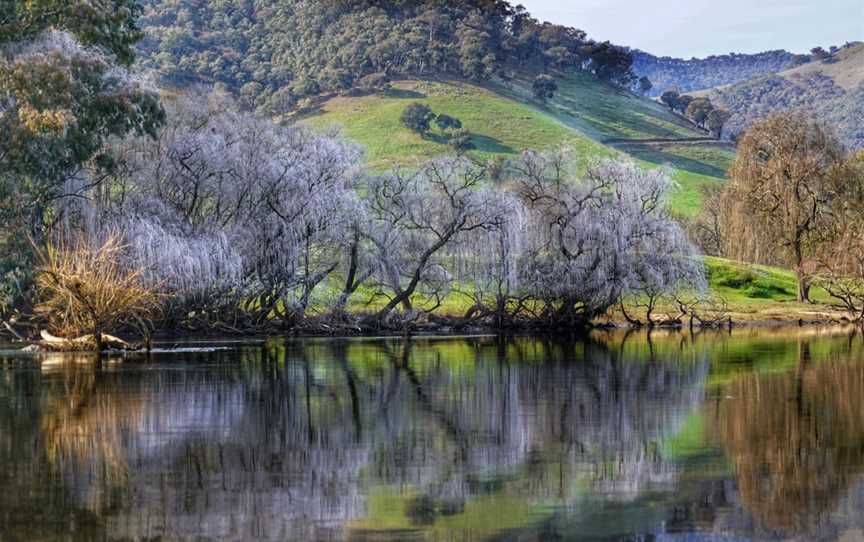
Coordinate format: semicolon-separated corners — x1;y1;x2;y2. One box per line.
364;157;508;324
513;150;702;328
90;90;363;327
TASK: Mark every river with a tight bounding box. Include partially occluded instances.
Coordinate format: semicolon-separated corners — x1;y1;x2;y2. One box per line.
1;327;863;541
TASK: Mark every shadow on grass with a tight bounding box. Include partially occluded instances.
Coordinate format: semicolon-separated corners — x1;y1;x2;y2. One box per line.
381;88;426;99
471;134;515;154
617;144;728;178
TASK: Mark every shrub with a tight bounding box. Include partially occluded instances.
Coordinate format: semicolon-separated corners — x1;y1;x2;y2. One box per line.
448;129;474;152
532;74;557;100
401;102;436;135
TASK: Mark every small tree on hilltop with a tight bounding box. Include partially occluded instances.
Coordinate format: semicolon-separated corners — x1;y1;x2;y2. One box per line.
685;98;713;129
533;74;558;101
675;94;694;114
706;108;731;138
638;76;653;95
401;103;436;136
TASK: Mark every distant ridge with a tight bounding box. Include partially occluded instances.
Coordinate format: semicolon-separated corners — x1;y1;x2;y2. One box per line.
695;42;864;149
632;49;810;96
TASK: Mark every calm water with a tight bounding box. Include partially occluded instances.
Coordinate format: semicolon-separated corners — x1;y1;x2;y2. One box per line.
2;328;864;541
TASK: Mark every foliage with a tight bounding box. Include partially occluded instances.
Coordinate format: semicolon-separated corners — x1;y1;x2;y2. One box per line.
660;90;679;110
511;150;703;327
448;129;474;152
811;153;864;318
401;102;436;135
34;233;159;347
684;98;713;128
637;76;652;95
718;112;850;301
94;90;363;327
435;113;462;132
136;0;636;114
532;74;557;100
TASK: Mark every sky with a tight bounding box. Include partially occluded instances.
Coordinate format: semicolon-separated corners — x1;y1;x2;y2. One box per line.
519;0;864;58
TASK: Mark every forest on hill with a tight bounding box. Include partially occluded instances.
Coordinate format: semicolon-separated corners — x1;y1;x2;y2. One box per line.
699;43;864;149
631;50;809;96
138;0;636;116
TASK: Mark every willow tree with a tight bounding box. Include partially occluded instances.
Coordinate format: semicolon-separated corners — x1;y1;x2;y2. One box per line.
721;112;848;302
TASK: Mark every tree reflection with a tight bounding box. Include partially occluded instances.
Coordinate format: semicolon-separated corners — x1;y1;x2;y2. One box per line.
0;333;740;540
711;336;864;534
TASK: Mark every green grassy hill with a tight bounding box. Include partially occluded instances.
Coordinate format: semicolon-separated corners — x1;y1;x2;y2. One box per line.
301;75;733;216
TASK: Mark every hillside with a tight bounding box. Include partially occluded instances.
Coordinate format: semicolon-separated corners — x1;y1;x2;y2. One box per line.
302;75;730;216
631;50;810;96
693;42;864;149
138;0;635;115
134;0;736;217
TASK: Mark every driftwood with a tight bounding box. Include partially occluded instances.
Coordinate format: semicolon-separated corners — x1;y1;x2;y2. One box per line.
37;330;137;352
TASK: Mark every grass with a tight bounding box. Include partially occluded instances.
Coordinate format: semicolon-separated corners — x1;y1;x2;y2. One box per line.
298;255;842;326
301;79;614;171
704;256;818;304
495;69;706;142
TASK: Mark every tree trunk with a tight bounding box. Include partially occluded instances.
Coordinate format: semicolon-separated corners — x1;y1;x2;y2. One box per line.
795;267;811;303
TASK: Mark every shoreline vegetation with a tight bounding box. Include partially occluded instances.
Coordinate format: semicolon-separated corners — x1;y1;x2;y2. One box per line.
3;291;861;354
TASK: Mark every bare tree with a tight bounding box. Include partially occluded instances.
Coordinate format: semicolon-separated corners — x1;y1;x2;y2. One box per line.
513;151;703;328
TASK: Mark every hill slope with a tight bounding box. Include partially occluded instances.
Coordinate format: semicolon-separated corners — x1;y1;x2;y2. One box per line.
694;42;864;149
303;75;730;216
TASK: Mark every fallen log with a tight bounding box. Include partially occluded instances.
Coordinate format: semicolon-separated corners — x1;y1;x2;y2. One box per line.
38;330;137;352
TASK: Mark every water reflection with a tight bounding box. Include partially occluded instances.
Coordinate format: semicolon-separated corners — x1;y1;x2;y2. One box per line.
1;329;864;540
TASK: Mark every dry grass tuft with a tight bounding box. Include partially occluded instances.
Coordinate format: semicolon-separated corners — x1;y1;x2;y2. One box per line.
34;233;159;350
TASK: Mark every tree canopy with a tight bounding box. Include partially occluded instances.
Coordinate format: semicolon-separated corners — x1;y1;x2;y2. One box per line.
136;0;636;113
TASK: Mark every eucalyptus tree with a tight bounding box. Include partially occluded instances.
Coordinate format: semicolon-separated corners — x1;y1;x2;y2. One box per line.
1;1;163;315
0;11;163;229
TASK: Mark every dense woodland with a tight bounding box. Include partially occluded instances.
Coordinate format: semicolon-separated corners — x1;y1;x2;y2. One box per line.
137;0;636;115
631;49;809;96
706;70;864;150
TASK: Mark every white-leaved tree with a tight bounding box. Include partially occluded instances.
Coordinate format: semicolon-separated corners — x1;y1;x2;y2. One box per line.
513;150;703;328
